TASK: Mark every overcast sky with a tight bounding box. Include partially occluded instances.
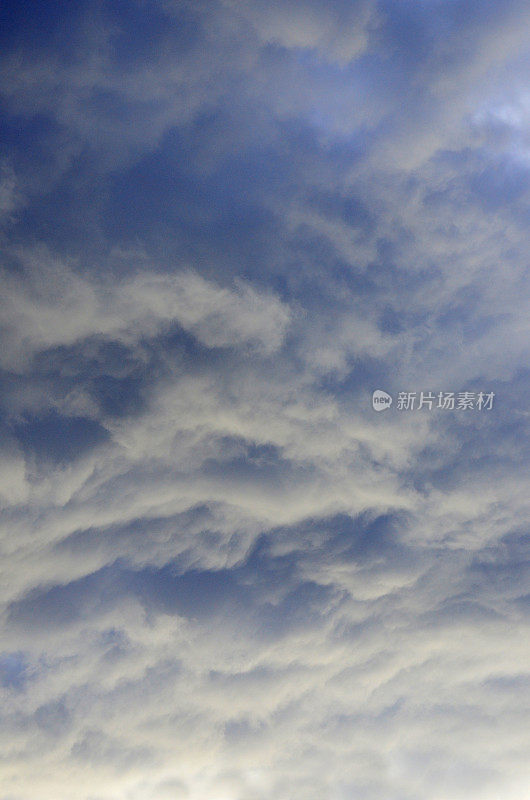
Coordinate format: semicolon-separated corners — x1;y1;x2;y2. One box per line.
0;1;529;799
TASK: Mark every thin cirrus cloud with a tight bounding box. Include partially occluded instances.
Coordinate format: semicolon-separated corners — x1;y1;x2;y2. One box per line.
0;1;529;800
0;250;291;370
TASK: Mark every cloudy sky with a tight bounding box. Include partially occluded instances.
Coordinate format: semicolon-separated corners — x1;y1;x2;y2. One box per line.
0;1;529;799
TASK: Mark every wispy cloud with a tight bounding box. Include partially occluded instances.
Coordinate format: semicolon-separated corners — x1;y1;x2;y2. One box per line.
0;1;528;799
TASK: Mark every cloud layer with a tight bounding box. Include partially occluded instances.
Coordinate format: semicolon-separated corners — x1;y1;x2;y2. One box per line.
0;1;529;799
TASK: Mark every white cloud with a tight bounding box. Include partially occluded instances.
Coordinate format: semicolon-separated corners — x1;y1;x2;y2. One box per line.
0;250;291;371
0;2;529;799
231;0;376;64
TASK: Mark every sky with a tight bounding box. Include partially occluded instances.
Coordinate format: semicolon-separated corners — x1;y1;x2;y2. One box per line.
0;1;529;799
